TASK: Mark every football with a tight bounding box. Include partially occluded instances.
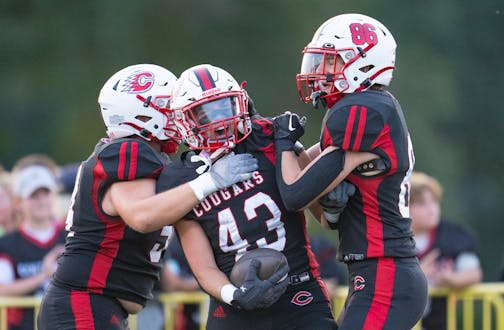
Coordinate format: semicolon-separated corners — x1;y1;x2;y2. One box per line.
229;248;288;287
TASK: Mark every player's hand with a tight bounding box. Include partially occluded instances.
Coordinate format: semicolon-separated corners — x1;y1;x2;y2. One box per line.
232;259;289;310
255;270;289;308
210;152;258;189
188;152;258;201
273;111;307;143
319;181;356;225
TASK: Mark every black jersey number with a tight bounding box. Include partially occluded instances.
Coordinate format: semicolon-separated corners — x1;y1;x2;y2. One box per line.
217;192;286;260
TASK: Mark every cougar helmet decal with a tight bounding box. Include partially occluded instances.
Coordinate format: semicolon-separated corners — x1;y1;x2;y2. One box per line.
296;14;397;108
98;64;181;154
170;64;251;155
120;71;155;93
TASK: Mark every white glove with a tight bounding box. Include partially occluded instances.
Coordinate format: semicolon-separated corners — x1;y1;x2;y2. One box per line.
189;152;258;201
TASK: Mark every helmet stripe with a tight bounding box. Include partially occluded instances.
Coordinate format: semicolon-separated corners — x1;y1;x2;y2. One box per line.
193;67;216;91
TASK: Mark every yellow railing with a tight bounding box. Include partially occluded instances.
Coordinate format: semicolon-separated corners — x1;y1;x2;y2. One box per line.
2;283;504;330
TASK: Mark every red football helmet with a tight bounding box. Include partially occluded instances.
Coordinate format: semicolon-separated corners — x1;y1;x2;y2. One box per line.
297;14;397;108
170;64;251;156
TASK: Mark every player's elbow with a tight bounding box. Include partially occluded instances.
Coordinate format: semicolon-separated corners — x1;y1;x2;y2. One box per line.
124;213;157;234
281;194;306;212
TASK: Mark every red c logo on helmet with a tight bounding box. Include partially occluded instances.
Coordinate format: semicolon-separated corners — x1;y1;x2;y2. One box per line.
291;290;313;306
122;71;154;93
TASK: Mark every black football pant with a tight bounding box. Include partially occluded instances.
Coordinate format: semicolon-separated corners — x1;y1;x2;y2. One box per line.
38;282;129;330
337;257;428;330
206;278;337;330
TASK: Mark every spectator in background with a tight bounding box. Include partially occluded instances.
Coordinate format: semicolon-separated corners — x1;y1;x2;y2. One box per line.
410;171;482;330
0;161;66;330
309;235;346;301
0;167;18;236
162;235;202;330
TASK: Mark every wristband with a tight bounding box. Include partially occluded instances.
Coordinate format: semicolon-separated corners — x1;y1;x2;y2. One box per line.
220;283;238;305
275;138;295;153
188;172;218;201
323;210;341;224
293;141;305;156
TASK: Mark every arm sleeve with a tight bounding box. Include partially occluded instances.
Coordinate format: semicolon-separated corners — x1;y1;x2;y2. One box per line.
275;147;345;211
98;139;164;181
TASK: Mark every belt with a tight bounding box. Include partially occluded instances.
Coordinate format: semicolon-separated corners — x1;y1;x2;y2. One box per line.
288;271;312;285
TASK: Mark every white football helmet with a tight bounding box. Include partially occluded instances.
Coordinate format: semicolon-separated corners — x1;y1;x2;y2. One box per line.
297;13;397;108
170;64;251;155
98;64;180;153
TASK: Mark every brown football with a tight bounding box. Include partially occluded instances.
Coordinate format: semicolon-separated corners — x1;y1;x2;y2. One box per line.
229;248;288;286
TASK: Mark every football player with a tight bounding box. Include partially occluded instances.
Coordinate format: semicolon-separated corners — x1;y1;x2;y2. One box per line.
273;14;428;329
157;64;337;329
37;64;258;330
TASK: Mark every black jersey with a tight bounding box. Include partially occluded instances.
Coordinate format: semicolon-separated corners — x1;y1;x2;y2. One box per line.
157;117;320;278
0;225;66;330
321;90;416;261
53;138;172;306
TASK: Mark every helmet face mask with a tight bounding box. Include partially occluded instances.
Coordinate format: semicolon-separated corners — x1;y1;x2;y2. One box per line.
296;14;397;108
98;64;181;153
171;64;251;155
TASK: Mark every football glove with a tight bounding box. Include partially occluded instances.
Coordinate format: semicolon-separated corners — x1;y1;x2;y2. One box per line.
273;111;307;152
188;152;258;201
232;259;289;310
273;111;306;141
318;181;356;225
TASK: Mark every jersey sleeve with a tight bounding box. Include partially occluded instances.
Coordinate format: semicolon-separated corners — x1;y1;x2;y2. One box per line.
322;104;385;152
98;139;164;181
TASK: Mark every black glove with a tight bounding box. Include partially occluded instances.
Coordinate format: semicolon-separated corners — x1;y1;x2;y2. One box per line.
273;111;307;152
232;259;290;310
255;275;289;308
318;181;356;227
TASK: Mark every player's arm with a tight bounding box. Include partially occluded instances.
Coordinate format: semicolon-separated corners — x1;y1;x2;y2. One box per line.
104;179;200;233
277;145;376;211
294;143;325;223
104;151;258;233
175;220;289;310
174;220;232;301
273;112;376;211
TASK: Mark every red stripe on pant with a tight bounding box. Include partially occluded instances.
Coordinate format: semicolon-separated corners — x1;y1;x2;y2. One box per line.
362;258;395;330
71;290;95;330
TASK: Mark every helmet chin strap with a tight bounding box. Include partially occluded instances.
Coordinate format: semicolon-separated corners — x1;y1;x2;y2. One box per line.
311;91;327;109
121;122;179;155
209;144;233;162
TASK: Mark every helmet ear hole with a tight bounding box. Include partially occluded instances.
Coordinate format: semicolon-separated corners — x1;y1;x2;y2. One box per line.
135;115;151;123
359;65;374;73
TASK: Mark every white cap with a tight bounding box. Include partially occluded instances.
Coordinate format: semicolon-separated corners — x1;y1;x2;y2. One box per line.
12;165;58;198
